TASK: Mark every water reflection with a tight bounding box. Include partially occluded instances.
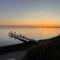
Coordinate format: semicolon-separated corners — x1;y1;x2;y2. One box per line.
0;27;60;46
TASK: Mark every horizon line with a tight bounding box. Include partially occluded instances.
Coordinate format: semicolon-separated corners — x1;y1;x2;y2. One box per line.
0;26;60;28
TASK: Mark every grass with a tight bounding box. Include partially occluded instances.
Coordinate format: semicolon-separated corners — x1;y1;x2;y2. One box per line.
22;35;60;60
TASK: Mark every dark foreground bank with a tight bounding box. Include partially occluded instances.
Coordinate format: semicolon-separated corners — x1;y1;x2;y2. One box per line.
0;40;37;55
23;35;60;60
0;35;60;55
0;35;60;60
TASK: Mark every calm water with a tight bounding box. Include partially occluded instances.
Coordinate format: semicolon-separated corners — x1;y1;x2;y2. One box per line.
0;27;60;46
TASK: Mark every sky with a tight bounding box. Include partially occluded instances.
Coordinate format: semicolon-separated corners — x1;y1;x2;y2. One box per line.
0;0;60;27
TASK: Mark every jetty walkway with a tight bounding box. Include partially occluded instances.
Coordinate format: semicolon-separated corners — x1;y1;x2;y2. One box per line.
8;31;36;43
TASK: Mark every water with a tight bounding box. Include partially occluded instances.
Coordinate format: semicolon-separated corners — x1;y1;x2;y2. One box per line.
0;27;60;46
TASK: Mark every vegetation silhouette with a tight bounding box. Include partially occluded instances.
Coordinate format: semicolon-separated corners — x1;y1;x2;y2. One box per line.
23;35;60;60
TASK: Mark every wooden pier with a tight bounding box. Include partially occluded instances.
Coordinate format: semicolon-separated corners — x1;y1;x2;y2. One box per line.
8;31;36;43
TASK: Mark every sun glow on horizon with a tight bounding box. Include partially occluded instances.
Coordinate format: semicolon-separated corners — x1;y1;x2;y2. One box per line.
0;19;60;27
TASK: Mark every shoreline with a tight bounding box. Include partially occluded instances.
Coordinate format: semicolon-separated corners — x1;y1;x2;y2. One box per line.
0;35;60;55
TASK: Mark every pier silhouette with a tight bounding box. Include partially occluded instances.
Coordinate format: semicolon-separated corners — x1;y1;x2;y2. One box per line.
8;31;36;43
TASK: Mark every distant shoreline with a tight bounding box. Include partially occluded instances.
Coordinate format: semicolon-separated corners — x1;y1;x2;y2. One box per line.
0;26;60;28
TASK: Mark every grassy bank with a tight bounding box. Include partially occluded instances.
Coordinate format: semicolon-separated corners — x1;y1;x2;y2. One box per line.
23;35;60;60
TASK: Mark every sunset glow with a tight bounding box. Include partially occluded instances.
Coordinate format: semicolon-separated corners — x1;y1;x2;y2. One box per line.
0;0;60;27
0;20;59;27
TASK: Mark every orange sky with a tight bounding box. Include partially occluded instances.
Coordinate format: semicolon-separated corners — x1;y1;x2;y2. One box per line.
0;0;60;27
0;20;60;27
